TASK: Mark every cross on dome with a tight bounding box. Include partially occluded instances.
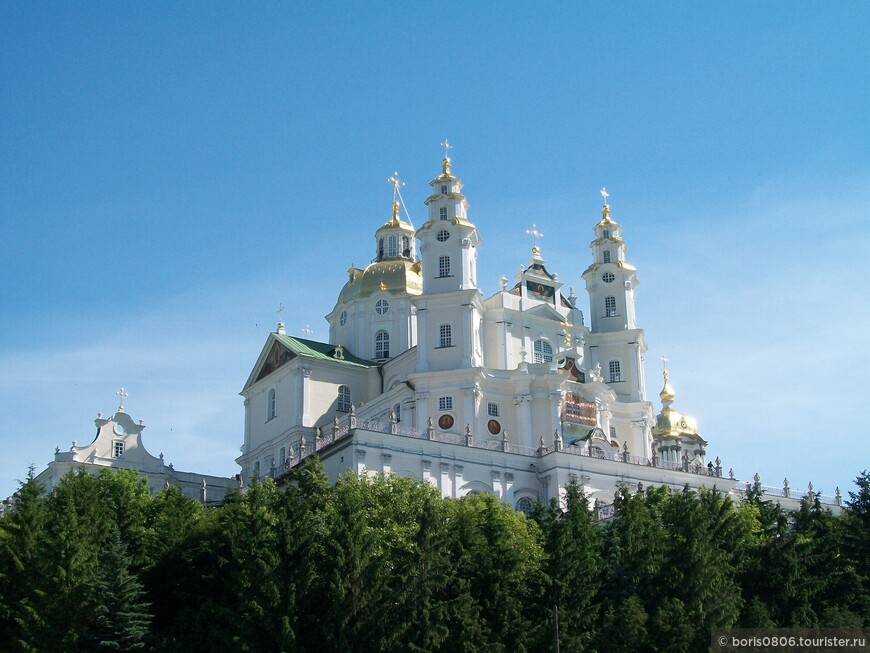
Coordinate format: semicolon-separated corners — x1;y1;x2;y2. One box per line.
441;139;452;158
301;324;314;335
386;171;413;226
600;187;609;204
116;387;128;411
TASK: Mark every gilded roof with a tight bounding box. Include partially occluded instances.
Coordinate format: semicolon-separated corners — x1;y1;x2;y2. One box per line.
338;259;423;304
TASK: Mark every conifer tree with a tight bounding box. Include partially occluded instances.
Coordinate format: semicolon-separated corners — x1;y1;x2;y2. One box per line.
80;528;152;652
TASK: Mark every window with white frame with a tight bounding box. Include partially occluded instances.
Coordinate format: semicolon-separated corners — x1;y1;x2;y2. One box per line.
439;206;448;220
436;229;450;242
375;299;390;315
387;235;398;258
440;184;448;194
338;385;352;412
375;330;390;359
113;441;124;458
394;403;401;422
603;250;611;263
280;446;286;466
439;323;452;348
438;396;453;411
609;360;622;383
605;296;617;317
267;388;277;421
609;426;616;439
438;255;451;277
603;229;610;239
533;340;553;364
487;402;499;417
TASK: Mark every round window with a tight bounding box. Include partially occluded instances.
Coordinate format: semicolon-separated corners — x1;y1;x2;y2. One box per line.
438;414;454;430
339;310;347;326
602;272;615;283
375;299;390;315
436;229;450;242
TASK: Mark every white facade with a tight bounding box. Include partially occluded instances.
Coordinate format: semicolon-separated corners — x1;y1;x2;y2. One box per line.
237;155;841;512
35;401;233;503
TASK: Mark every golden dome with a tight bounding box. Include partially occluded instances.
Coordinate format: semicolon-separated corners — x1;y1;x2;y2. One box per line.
338;259;422;304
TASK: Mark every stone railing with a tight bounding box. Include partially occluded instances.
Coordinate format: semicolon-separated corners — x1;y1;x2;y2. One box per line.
268;413;840;507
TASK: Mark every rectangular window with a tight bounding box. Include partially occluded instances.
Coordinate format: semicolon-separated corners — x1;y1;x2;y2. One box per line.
605;296;617;317
280;446;286;465
338;385;352;412
439;206;448;220
439;396;453;411
609;426;616;439
254;460;260;477
487;402;499;417
439;323;452;348
440;184;448;194
603;250;611;263
387;235;398;257
609;360;623;383
438;255;451;278
113;441;124;458
394;403;401;422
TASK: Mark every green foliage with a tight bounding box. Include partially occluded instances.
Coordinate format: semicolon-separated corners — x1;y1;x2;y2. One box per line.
2;463;867;651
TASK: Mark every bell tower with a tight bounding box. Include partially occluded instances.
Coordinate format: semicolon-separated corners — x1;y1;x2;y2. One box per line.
581;189;647;402
413;145;483;372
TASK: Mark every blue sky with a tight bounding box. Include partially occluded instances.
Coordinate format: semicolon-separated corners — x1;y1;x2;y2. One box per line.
2;3;868;500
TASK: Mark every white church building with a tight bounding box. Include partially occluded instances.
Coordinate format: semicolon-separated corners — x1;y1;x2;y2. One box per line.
235;152;789;512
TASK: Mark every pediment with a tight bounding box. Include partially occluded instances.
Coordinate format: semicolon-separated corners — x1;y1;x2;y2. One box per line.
255;340;296;383
525;302;565;322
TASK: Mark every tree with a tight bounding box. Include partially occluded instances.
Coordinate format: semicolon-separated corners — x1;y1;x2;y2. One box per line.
80;528;152;652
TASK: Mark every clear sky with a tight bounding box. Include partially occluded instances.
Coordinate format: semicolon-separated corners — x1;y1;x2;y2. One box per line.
2;3;868;501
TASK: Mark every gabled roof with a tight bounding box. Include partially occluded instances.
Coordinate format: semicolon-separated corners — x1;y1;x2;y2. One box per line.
242;332;379;392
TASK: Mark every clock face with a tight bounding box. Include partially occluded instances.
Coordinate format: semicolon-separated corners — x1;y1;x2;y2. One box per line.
114;422;125;435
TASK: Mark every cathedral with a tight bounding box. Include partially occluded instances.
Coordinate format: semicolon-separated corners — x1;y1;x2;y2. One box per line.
236;152;725;511
25;150;842;514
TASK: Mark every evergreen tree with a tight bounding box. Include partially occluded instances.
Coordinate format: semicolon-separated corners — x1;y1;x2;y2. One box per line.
535;482;603;652
0;466;47;653
80;528;152;652
842;471;870;623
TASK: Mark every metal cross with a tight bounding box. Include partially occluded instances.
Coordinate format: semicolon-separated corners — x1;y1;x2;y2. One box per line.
116;387;128;409
660;355;669;372
526;224;543;248
441;139;452;158
277;303;285;321
600;187;609;204
387;171;404;202
302;324;314;335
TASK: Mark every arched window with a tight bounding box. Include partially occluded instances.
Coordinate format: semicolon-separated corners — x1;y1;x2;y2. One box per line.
609;361;622;383
438;255;451;278
337;385;352;412
533;340;553;364
402;236;410;257
439;324;452;348
267;388;277;421
603;250;611;263
516;497;534;516
605;296;617;317
375;330;390;359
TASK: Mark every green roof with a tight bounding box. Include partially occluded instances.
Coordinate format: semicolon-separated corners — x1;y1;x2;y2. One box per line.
274;334;380;369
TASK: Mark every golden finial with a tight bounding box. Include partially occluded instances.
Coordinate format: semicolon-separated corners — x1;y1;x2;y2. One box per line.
391;200;399;223
599;187;612;220
441;139;452;174
659;355;675;403
526;224;543;255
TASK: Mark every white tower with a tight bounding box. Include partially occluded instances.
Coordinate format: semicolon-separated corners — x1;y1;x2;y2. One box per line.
413;151;483;372
581;191;647;402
